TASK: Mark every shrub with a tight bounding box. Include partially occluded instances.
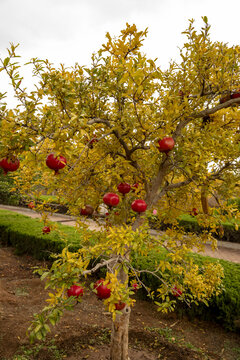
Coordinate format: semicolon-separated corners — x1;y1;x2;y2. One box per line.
0;174;22;206
0;210;98;259
149;213;240;243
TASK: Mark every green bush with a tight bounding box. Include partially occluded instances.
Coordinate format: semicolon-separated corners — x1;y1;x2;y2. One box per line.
132;250;240;331
228;198;240;211
180;254;240;331
149;213;240;243
0;174;22;205
0;210;98;259
0;210;239;331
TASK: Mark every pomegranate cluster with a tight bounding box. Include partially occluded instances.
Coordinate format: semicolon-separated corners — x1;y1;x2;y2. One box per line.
103;181;148;214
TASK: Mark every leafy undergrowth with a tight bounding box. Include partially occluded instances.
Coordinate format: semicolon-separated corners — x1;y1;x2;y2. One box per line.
0;246;240;360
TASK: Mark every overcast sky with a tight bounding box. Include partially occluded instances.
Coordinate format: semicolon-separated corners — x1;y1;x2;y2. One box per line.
1;0;240;106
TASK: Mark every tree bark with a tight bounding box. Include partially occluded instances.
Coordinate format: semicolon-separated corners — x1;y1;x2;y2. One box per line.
109;253;131;360
201;186;209;214
110;307;131;360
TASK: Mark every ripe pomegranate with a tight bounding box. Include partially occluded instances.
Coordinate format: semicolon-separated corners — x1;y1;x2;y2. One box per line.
219;94;231;104
192;208;198;216
94;279;111;299
84;135;98;148
67;285;84;298
0;157;20;175
89;135;99;148
46;153;67;174
131;199;147;213
80;205;94;216
231;91;240;99
42;226;51;234
103;192;119;207
115;301;126;311
172;286;182;297
132;282;139;292
117;182;131;194
157;137;175;154
28;201;35;209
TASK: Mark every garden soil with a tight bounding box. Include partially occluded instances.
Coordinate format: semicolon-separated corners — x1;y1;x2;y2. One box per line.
0;246;240;360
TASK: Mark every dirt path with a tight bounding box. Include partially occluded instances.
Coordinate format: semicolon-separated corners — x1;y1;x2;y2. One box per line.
0;246;240;360
1;204;240;263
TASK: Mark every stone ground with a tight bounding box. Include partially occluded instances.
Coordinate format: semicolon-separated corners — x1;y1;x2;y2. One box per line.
0;204;240;263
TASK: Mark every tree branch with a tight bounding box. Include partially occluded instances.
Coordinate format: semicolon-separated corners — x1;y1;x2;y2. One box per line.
82;257;119;276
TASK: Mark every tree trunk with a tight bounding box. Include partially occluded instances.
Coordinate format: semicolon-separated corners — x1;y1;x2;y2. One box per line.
109;252;131;360
110;307;131;360
201;186;209;214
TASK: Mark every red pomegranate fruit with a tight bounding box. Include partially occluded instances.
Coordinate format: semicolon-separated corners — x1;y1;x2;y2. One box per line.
42;226;51;234
0;157;20;175
115;301;126;311
80;205;94;216
192;208;198;216
157;137;175;154
103;192;120;207
220;94;231;104
131;199;147;213
28;201;35;209
117;182;131;194
94;279;111;299
231;91;240;99
132;282;139;292
172;286;182;297
46;153;67;174
67;285;84;298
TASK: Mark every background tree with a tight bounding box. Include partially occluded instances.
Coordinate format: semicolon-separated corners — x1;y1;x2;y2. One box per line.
0;17;240;360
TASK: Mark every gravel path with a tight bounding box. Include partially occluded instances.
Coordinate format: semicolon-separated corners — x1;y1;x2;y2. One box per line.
1;204;240;263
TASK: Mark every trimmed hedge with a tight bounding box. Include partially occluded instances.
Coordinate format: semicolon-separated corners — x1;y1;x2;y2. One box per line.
150;213;240;244
133;251;240;331
0;210;239;331
0;178;22;206
0;210;97;259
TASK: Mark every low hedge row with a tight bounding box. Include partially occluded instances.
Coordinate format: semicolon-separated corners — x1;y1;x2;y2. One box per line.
133;251;240;331
0;210;239;331
0;210;98;259
0;179;22;206
150;214;240;243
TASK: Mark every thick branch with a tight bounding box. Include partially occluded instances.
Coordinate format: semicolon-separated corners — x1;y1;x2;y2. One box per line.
82;257;119;276
87;117;112;128
173;97;240;140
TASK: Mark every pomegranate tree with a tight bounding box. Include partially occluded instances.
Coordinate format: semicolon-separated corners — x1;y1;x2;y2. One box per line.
2;20;235;360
